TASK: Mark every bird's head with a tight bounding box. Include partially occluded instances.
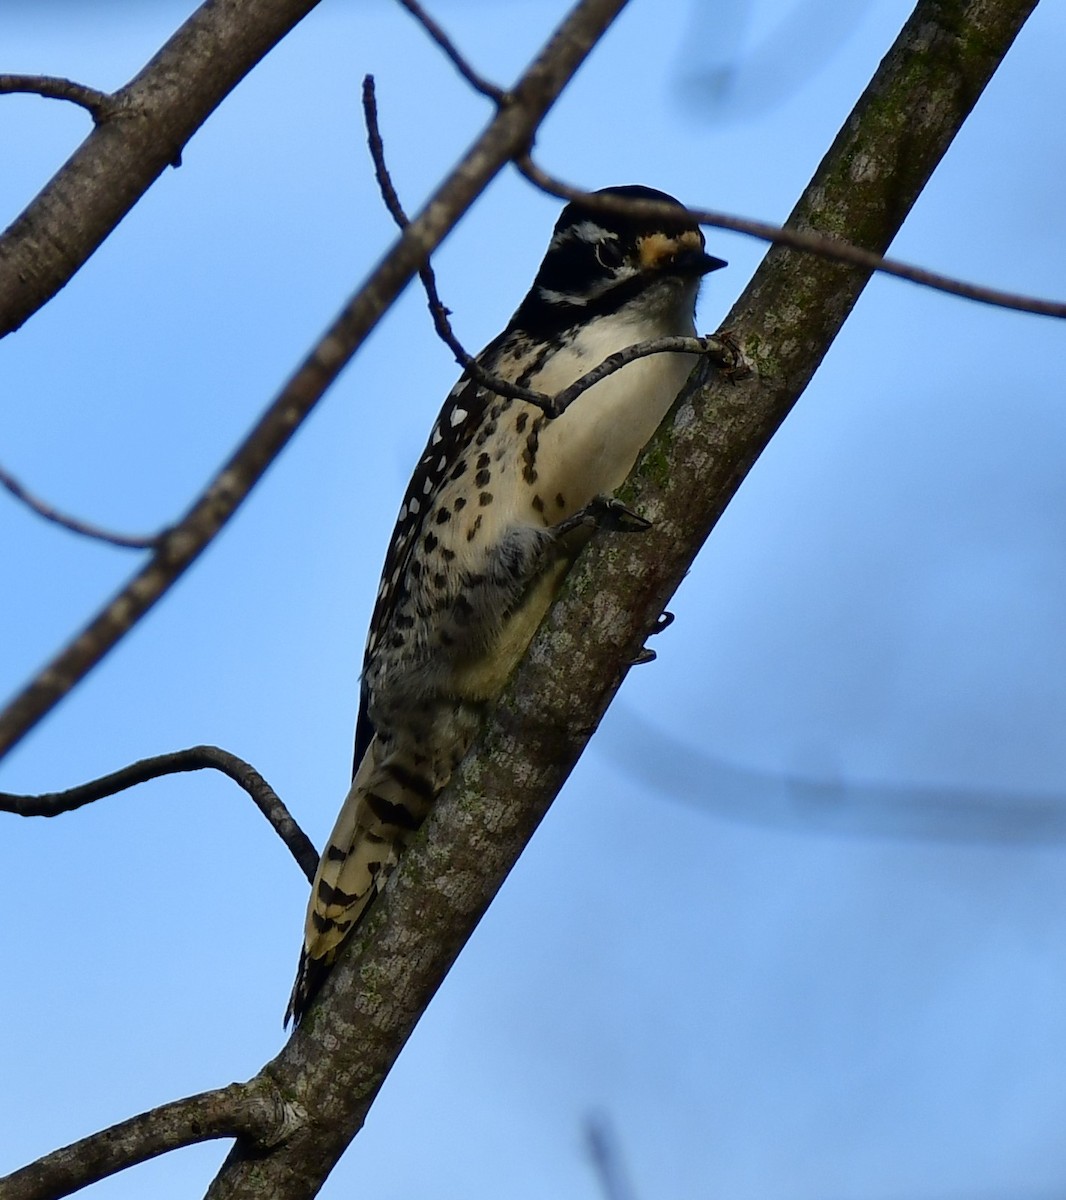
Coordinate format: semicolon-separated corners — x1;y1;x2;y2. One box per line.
514;185;726;335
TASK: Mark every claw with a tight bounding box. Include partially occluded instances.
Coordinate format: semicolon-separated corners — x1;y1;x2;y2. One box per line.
649;610;674;636
554;494;652;539
630;647;657;666
587;494;652;534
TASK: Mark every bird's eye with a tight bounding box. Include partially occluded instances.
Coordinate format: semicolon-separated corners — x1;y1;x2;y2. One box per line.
595;240;624;270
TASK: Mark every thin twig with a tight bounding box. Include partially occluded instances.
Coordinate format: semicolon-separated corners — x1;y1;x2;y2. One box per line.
362;78;736;417
0;0;628;766
362;75;529;400
0;1080;302;1200
517;155;1066;320
550;334;743;414
0;461;161;550
393;0;507;103
584;1114;639;1200
0;746;318;882
0;73;118;123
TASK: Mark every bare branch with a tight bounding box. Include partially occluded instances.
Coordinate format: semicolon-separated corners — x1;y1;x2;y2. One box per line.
394;0;507;103
0;0;631;766
0;460;161;550
361;75;538;403
200;3;1039;1198
362;77;737;417
0;0;330;339
0;1080;302;1200
548;334;745;416
584;1114;639;1200
0;74;118;123
0;745;318;882
517;154;1066;320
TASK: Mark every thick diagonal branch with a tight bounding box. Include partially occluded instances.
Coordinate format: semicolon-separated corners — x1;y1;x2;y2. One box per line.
0;746;317;882
0;1080;300;1200
204;0;1038;1198
0;0;329;339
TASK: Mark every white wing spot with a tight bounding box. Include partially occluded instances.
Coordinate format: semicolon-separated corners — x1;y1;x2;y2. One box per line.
423;477;433;495
408;497;420;515
431;426;443;446
435;456;446;472
450;407;468;427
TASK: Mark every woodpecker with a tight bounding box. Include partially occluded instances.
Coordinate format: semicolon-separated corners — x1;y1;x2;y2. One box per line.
286;185;726;1024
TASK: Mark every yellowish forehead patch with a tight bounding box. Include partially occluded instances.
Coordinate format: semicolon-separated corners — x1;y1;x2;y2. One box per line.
637;228;703;269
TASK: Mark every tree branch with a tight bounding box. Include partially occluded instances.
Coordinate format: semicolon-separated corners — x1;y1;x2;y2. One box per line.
203;0;1039;1197
584;1114;639;1200
0;0;330;340
0;0;631;765
517;154;1066;319
0;460;161;550
394;0;507;103
0;746;318;883
0;1080;302;1200
0;74;118;123
546;335;745;415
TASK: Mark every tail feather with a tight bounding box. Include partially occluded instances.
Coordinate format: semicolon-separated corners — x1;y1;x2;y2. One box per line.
285;735;437;1025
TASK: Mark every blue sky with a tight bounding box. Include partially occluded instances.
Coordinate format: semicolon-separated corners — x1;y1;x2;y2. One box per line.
3;1;1066;1197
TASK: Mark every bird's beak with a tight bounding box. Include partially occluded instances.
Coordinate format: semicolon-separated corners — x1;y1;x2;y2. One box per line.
668;246;727;277
638;231;727;277
692;250;728;276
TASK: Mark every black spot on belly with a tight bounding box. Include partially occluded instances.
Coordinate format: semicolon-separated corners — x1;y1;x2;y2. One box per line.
424;532;438;553
532;494;545;513
475;468;491;487
435;507;451;525
479;492;493;507
454;496;467;511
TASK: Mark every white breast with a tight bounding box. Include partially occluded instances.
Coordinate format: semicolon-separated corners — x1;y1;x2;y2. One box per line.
531;303;698;516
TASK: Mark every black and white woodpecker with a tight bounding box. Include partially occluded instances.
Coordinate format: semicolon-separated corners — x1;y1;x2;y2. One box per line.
286;185;726;1024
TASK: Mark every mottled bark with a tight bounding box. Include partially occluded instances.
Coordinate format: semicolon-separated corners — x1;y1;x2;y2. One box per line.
0;1081;298;1200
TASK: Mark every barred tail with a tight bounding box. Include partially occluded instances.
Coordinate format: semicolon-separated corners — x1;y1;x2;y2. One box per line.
285;734;438;1025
